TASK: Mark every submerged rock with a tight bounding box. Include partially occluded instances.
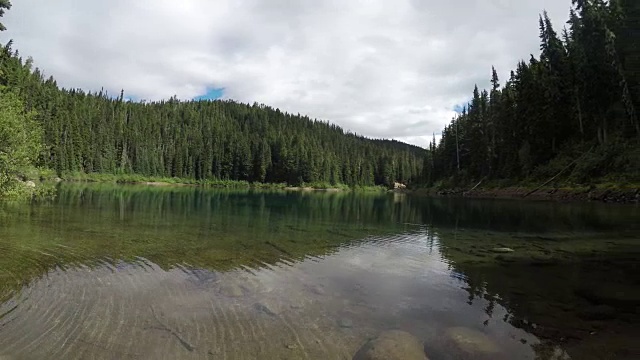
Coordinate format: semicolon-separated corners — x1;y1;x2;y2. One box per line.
353;330;429;360
491;247;515;253
236;276;269;295
187;269;218;288
575;284;640;308
309;284;326;295
578;305;617;321
549;346;572;360
445;327;500;355
338;318;353;328
219;283;244;298
532;344;572;360
254;301;281;316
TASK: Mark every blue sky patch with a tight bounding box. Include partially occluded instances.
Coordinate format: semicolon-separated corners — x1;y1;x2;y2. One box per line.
453;103;467;113
194;87;225;101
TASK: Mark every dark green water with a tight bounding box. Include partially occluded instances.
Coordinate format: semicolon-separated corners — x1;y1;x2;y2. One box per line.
0;184;638;360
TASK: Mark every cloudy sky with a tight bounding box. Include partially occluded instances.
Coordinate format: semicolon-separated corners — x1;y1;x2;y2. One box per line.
3;0;572;147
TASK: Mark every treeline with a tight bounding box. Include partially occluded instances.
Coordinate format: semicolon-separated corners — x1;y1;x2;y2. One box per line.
424;0;640;186
0;45;424;188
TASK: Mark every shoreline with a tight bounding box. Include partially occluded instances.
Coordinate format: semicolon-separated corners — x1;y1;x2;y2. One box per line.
283;186;344;192
27;172;640;203
57;177;385;193
408;185;640;204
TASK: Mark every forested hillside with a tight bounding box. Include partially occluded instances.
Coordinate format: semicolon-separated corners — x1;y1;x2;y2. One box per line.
423;0;640;187
0;48;424;188
2;0;638;196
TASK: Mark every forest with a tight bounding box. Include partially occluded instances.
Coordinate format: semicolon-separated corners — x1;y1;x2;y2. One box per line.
0;3;425;195
1;0;639;199
9;67;425;187
423;0;640;187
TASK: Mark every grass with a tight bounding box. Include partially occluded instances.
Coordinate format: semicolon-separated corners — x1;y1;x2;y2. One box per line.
58;172;390;191
353;185;388;192
299;182;350;191
61;172;285;189
295;182;387;192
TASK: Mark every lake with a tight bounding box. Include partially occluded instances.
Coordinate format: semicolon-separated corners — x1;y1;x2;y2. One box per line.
0;184;638;359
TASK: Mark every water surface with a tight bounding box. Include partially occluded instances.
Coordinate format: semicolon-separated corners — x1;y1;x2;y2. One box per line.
0;184;638;359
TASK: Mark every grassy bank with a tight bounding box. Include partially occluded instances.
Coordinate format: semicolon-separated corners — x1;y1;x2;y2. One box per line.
59;172;287;189
290;181;387;192
56;172;388;192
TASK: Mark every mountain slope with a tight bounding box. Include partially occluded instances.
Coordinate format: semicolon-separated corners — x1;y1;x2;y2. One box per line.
0;42;425;187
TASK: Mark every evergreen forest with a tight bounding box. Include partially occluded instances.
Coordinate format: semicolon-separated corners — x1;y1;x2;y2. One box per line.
423;0;640;187
1;0;639;198
4;58;426;187
0;4;424;193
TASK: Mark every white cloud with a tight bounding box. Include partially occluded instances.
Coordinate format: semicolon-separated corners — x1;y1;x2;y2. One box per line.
3;0;572;147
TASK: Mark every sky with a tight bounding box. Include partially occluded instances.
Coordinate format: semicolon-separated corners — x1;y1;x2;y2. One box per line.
3;0;573;148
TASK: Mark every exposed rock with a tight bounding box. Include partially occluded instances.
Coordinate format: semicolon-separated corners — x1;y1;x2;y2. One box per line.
54;177;62;183
353;330;429;360
491;247;514;253
24;181;36;188
393;182;407;190
445;327;500;355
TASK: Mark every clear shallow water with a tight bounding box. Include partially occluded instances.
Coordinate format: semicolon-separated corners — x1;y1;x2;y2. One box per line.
0;184;638;359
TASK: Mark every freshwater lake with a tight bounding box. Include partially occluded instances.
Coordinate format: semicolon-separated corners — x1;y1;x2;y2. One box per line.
0;184;638;359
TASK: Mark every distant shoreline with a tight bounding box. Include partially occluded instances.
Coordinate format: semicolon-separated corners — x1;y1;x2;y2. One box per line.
52;173;387;193
283;187;344;192
124;182;348;192
35;172;640;203
410;185;639;204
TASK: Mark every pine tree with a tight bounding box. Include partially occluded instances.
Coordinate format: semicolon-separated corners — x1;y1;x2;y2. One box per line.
0;0;10;32
421;2;639;185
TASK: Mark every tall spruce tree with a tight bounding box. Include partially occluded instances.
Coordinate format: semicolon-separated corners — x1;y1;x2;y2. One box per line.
0;0;10;32
423;1;640;185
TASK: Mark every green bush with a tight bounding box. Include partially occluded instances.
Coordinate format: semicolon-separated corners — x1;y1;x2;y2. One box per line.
0;92;44;200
